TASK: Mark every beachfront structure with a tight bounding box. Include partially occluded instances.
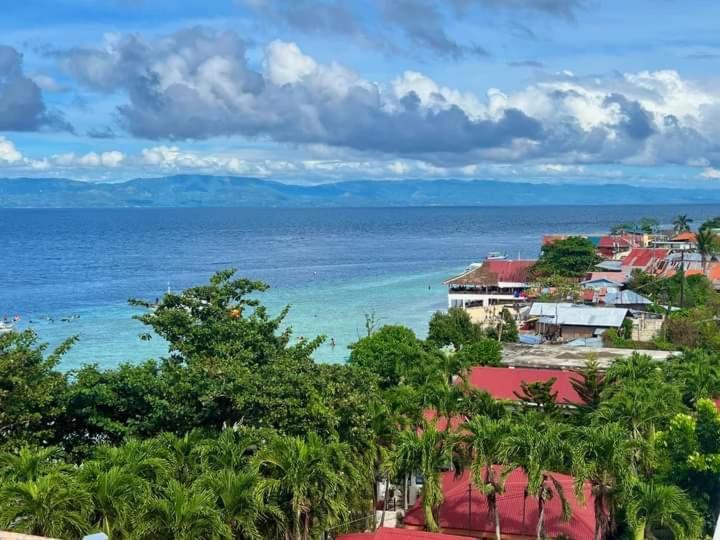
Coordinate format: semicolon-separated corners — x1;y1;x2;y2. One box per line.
444;260;534;309
620;247;669;273
403;469;595;540
528;302;629;341
597;234;635;258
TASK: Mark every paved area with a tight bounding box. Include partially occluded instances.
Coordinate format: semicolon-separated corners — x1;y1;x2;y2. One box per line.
501;343;676;370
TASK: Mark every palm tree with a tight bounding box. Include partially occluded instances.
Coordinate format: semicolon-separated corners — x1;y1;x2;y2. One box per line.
695;228;718;272
501;415;572;540
255;433;356;540
197;427;260;472
137;479;231;540
199;469;284;540
389;422;461;532
79;463;145;538
0;473;92;538
625;481;701;540
0;446;66;482
572;424;635;540
465;416;511;540
92;439;171;483
673;214;692;234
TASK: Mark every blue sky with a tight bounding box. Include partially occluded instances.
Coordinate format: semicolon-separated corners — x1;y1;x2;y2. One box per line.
2;0;720;186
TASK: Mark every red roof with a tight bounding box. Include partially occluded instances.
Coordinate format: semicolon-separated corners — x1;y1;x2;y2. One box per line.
404;469;595;540
484;260;535;283
598;235;632;249
422;410;466;432
584;271;629;283
467;366;582;404
672;231;696;242
621;248;668;270
446;260;535;287
338;529;470;540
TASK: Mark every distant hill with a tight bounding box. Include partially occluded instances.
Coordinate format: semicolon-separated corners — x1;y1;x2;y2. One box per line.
1;175;719;208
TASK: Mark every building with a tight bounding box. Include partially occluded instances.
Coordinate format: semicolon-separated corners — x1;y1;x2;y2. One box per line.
339;529;469;540
528;303;629;341
597;235;634;258
467;365;582;404
403;469;595;540
444;260;535;310
620;248;669;274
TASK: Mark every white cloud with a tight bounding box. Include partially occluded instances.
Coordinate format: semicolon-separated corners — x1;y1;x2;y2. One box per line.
700;167;720;179
0;137;23;164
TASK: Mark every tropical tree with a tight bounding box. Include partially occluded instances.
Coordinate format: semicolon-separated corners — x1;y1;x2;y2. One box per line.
569;356;605;413
673;214;693;234
465;416;512;540
572;424;635;540
199;469;284;540
501;415;572;540
695;228;718;271
389;422;461;532
625;482;701;540
0;473;92;539
79;464;145;538
0;446;66;482
137;479;231;540
255;433;358;540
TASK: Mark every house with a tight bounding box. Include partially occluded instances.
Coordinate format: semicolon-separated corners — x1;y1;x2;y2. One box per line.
602;289;653;310
403;469;595;540
528;303;629;341
467;365;582;404
597;235;634;258
651;231;696;251
621;248;669;274
444;260;535;310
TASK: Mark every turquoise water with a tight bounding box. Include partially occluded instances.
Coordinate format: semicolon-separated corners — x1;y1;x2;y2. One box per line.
2;205;718;369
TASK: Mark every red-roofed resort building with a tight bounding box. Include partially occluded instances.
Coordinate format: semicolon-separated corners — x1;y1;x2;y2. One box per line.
444;260;535;310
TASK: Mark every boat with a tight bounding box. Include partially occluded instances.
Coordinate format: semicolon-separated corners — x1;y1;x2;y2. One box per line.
486;251;508;260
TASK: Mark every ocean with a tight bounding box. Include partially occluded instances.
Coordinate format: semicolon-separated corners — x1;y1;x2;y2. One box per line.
2;205;718;369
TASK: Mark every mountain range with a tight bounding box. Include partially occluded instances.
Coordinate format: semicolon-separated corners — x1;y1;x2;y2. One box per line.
1;175;719;208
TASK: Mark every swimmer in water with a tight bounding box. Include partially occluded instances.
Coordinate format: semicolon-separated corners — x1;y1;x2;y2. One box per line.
330;338;336;348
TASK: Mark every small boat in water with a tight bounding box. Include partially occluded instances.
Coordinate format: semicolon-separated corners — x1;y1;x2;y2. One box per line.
486;251;508;260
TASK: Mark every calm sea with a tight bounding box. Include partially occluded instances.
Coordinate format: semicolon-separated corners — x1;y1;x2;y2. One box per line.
1;205;718;368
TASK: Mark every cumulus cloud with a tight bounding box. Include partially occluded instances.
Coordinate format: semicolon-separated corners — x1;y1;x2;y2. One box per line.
0;45;72;132
58;29;541;156
0;136;22;163
55;28;720;169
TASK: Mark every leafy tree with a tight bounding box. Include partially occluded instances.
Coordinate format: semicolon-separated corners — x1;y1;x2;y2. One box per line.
572;424;635;540
501;415;572;540
256;433;362;540
663;350;720;406
625;481;701;540
453;338;502;367
656;399;720;531
699;217;720;232
199;469;284;540
348;325;426;388
611;222;636;235
569;357;605;412
532;236;601;278
0;446;67;482
137;480;231;540
513;379;560;416
0;473;92;539
695;228;718;271
484;308;518;343
427;308;483;350
465;416;512;540
389;422;461;532
131;269;320;366
0;330;70;447
638;217;660;235
673;214;693;234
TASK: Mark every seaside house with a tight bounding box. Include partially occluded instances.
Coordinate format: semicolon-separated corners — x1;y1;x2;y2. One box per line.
597;234;635;259
620;247;669;274
444;260;535;310
528;303;629;341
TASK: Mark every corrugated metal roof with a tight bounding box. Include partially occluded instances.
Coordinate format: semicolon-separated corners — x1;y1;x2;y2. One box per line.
529;303;628;327
445;260;535;286
604;290;652;306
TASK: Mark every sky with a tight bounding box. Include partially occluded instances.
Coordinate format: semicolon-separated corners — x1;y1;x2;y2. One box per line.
2;0;720;187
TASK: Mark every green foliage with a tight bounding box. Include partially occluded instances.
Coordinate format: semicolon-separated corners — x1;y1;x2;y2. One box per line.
673;214;693;234
453;338;502;367
0;330;70;447
532;236;601;278
629;270;718;309
427;307;483;349
348;325;427;388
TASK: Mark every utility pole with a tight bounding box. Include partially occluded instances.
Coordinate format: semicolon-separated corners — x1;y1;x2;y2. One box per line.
680;250;685;309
